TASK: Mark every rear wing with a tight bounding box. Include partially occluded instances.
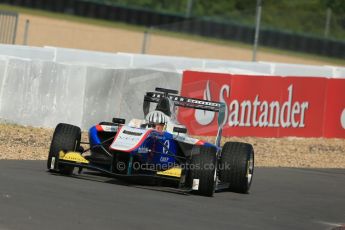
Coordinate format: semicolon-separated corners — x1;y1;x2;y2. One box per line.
144;92;222;112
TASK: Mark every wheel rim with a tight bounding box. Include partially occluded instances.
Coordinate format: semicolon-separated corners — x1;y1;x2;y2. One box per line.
74;140;78;151
247;151;254;185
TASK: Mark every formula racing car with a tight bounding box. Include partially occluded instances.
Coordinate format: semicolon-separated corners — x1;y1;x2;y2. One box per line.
47;88;254;196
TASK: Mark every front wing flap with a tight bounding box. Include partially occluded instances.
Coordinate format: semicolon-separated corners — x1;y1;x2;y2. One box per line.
55;151;227;194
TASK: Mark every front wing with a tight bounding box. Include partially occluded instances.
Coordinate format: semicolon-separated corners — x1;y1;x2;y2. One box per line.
52;151;230;194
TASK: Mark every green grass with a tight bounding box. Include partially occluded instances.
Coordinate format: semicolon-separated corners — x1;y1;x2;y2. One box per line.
1;3;344;66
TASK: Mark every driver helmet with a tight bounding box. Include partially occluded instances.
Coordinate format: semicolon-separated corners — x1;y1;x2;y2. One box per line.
146;97;175;124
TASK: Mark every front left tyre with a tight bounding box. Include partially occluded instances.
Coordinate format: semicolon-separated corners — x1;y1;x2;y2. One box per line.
47;123;81;175
189;146;217;197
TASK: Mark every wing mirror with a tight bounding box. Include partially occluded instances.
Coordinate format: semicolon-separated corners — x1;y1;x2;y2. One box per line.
173;127;187;134
112;118;126;124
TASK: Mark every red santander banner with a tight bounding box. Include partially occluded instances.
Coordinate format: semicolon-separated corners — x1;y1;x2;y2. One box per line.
178;71;345;138
323;79;345;138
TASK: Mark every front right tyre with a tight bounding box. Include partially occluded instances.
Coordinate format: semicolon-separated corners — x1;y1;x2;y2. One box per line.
219;142;254;193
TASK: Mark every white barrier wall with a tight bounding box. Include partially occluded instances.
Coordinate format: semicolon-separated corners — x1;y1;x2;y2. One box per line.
47;47;132;68
204;60;273;75
0;45;55;60
81;68;181;129
334;67;345;78
0;57;7;90
0;44;343;130
0;55;181;129
1;45;344;77
0;59;87;127
269;62;334;77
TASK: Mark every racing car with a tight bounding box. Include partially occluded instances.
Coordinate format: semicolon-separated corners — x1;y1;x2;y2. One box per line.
47;88;254;196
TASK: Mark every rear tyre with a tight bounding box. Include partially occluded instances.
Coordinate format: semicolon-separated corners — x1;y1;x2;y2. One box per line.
47;123;81;175
219;142;254;193
189;146;217;197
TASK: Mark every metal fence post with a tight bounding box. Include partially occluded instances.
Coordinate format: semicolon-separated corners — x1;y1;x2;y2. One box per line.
186;0;193;18
141;30;148;54
23;19;30;45
141;27;152;54
252;0;262;62
12;13;18;44
324;8;331;38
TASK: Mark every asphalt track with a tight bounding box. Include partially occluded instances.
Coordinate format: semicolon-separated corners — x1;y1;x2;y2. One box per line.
0;160;344;230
